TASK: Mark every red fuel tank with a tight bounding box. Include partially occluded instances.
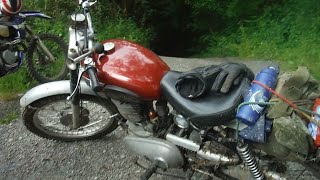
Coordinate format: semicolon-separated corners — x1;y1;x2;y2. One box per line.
94;39;170;101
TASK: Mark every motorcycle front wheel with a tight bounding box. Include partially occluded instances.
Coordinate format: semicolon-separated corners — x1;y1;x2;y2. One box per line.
22;94;119;141
26;33;68;83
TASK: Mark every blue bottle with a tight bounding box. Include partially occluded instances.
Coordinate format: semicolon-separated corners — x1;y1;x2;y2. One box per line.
236;66;279;126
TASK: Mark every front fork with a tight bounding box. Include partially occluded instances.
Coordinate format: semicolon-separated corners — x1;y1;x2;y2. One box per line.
26;25;56;62
35;37;56;62
70;67;81;129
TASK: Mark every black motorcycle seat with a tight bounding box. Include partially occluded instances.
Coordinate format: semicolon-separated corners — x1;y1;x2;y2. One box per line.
160;71;248;127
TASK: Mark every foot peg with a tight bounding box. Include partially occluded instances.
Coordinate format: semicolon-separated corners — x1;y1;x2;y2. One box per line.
140;161;158;180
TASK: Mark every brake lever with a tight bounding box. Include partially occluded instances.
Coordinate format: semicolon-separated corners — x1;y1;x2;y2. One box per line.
89;1;97;6
81;0;97;8
67;56;97;100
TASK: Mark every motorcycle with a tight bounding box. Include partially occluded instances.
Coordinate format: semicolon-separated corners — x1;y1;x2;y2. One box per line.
0;11;68;83
20;0;320;179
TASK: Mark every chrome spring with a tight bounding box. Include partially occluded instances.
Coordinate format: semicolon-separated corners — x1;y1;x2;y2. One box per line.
236;143;264;180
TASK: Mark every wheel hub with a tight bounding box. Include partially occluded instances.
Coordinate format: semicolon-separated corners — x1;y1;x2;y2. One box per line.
60;108;90;128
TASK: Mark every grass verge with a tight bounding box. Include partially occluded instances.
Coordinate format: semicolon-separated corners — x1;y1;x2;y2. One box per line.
0;67;34;100
198;0;320;80
0;111;19;125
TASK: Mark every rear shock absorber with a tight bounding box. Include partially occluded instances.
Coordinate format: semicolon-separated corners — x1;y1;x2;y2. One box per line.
236;143;265;180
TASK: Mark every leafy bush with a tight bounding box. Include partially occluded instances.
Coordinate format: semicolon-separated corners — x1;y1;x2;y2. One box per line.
201;0;320;79
95;17;153;47
24;0;153;45
23;0;75;37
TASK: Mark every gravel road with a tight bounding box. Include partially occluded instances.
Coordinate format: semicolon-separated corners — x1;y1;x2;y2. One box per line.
0;57;317;180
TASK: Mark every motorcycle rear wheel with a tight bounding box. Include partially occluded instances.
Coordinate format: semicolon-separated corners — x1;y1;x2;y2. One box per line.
26;33;68;83
22;94;119;141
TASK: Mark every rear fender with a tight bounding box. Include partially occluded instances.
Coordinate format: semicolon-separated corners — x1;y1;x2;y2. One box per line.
20;80;107;107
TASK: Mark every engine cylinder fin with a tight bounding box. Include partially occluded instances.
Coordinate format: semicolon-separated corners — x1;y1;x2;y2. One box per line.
111;99;144;122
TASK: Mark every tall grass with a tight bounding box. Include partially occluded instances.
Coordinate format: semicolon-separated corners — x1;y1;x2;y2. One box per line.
200;0;320;79
0;67;34;100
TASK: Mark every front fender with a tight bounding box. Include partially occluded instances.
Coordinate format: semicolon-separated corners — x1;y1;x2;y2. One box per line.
20;80;106;107
20;11;52;19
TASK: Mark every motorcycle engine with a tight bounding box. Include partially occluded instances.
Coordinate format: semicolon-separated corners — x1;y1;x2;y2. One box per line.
0;38;21;77
111;99;144;123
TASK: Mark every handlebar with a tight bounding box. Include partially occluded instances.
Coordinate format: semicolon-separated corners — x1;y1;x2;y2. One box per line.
78;0;97;7
82;43;104;91
77;0;87;5
70;43;104;66
85;66;101;92
66;43;105;94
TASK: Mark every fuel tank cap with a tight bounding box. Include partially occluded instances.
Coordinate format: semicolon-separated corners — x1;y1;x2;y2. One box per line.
103;42;115;52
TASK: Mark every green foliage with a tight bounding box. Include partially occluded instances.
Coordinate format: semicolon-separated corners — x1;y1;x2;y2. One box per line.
23;0;75;37
185;0;265;33
23;0;153;45
25;0;75;17
0;111;19;124
201;0;320;79
0;66;34;100
95;17;153;47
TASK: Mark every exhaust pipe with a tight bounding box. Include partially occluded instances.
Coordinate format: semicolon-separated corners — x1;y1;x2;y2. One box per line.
166;133;200;151
166;134;287;179
263;170;287;180
166;133;239;165
197;149;239;165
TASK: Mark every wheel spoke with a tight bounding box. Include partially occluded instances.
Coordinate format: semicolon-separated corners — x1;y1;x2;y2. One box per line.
33;98;113;137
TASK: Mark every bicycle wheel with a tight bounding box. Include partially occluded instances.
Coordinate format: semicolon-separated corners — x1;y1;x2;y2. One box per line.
26;33;68;83
22;94;119;141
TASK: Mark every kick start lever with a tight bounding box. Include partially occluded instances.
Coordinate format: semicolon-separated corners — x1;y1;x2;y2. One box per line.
140;161;159;180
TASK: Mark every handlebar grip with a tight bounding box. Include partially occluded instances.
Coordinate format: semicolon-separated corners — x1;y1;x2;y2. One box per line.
140;162;158;180
86;66;101;92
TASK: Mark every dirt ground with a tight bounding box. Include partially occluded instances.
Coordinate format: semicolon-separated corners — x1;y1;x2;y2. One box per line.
0;57;318;179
